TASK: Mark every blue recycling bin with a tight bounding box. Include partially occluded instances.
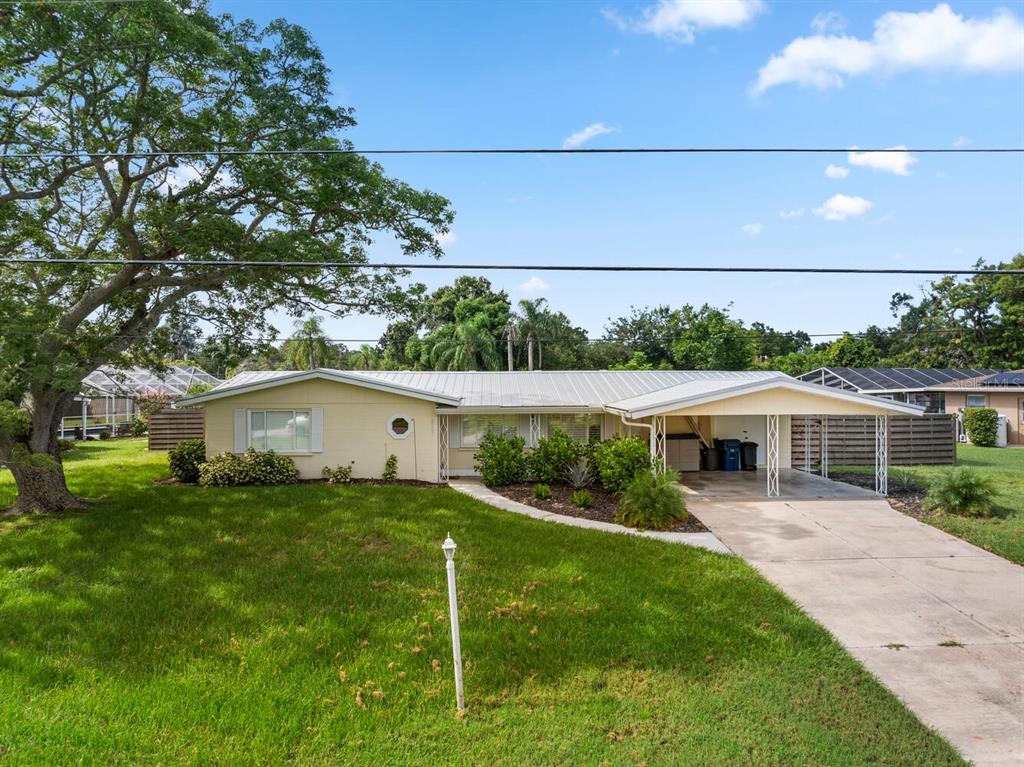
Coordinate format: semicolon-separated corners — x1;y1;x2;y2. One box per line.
720;439;742;471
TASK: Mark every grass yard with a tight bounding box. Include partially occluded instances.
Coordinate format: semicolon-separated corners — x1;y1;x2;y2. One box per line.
0;441;963;766
842;445;1024;565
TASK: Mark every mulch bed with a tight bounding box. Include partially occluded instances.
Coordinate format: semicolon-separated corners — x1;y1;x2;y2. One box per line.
494;482;709;533
829;471;932;521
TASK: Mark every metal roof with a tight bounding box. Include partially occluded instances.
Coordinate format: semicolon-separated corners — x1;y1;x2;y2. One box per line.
82;365;222;398
797;367;1003;392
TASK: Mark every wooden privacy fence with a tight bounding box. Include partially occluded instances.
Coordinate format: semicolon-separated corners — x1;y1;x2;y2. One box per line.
147;408;204;451
791;414;957;467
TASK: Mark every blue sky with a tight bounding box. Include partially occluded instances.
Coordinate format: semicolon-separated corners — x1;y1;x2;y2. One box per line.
214;0;1024;344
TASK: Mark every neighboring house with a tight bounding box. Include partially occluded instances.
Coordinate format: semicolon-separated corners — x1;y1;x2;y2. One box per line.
796;367;1024;446
177;369;921;496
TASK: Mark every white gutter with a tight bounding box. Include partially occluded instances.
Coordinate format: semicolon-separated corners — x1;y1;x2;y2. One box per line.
620;413;656;457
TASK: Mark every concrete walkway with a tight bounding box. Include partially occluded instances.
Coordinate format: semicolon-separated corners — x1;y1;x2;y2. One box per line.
692;495;1024;767
449;479;731;554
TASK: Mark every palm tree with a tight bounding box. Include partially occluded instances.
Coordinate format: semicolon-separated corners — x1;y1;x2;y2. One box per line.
501;317;519;371
289;316;331;370
350;344;379;371
431;315;503;371
516;298;548;371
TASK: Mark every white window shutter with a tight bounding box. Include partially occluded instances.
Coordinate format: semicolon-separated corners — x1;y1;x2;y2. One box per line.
233;409;247;453
311;407;324;452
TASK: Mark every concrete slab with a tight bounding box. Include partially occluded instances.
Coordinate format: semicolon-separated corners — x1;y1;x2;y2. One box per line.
696;493;1024;766
682;468;878;500
852;644;1024;767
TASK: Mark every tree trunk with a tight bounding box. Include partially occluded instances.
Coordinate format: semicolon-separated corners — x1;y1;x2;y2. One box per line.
4;387;85;516
527;334;535;371
506;335;514;371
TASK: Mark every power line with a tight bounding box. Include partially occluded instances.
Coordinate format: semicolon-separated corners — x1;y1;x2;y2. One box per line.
2;147;1022;160
2;258;1022;275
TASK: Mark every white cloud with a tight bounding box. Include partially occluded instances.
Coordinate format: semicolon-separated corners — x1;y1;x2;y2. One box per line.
605;0;764;43
741;222;763;235
435;230;457;246
811;11;847;35
158;164;232;194
848;145;917;175
753;4;1024;93
562;122;617;149
814;194;873;221
518;275;550;294
953;135;972;147
825;164;850;179
779;207;804;219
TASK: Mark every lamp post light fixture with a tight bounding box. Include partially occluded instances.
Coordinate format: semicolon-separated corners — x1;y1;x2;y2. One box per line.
442;533;465;711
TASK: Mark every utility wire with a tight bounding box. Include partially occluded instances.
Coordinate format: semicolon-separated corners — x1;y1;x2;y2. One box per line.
3;147;1022;160
2;258;1022;275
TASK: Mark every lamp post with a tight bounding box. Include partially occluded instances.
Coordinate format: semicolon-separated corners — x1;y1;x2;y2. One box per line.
442;534;465;712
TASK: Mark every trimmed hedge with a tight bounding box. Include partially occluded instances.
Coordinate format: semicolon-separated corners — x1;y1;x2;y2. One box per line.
199;448;300;487
528;429;582;484
168;438;206;484
592;436;652;494
962;407;998;447
474;433;526;486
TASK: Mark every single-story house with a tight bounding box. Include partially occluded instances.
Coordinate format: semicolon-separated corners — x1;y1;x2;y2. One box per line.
176;369;922;496
796;367;1024;446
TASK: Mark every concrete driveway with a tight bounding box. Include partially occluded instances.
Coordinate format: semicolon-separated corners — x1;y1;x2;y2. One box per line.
692;495;1024;767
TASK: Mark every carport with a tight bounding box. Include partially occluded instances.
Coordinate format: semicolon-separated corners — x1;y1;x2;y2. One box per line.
605;376;924;497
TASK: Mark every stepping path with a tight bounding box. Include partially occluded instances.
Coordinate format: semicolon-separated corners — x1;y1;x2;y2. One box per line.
692;495;1024;767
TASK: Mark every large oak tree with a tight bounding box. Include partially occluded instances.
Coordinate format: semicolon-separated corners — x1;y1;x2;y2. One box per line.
0;0;453;513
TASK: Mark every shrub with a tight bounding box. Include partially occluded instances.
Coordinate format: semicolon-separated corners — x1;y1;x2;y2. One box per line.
98;429;112;440
888;468;921;494
168;438;206;484
592;436;652;494
198;448;300;487
474;432;526;486
925;468;996;518
57;438;75;453
529;429;581;484
130;417;148;437
564;460;593;489
615;468;687;531
135;391;174;419
322;462;355;484
532;483;551;500
382;454;399;483
962;407;998;447
571;488;593;509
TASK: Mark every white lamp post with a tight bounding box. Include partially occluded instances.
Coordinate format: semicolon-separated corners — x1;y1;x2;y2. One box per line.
442;533;465;712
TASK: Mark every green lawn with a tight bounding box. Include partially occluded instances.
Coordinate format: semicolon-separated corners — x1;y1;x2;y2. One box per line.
0;441;963;766
844;445;1024;565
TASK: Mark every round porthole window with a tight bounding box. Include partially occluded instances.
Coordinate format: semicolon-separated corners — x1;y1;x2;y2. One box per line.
388;415;411;439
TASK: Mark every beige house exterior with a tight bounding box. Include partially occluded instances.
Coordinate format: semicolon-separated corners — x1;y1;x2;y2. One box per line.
179;369;922;496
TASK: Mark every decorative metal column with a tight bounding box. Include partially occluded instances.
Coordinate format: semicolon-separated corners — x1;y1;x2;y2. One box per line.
766;414;780;497
438;414;450;482
820;416;829;478
875;415;888;495
529;413;541;448
653;416;667;470
803;415;812;473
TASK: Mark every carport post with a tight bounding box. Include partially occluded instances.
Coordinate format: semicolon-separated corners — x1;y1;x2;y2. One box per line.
766;415;779;497
875;415;888;495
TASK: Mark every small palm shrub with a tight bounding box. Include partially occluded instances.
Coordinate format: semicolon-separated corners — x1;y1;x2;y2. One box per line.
168;438;206;484
199;448;300;487
962;408;998;447
532;483;552;500
474;433;526;486
529;429;582;484
571;488;593;509
382;454;399;482
615;467;687;531
925;468;996;518
592;436;651;494
564;460;593;489
322;462;355;484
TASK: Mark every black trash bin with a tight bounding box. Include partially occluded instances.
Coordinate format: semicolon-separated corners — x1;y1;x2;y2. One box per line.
740;441;758;471
701;444;721;471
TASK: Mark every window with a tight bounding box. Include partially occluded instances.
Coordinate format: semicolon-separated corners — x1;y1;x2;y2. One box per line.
388;415;411;439
461;414;517;448
966;395;987;408
908;392;945;413
248;409;311;452
548;413;601;444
